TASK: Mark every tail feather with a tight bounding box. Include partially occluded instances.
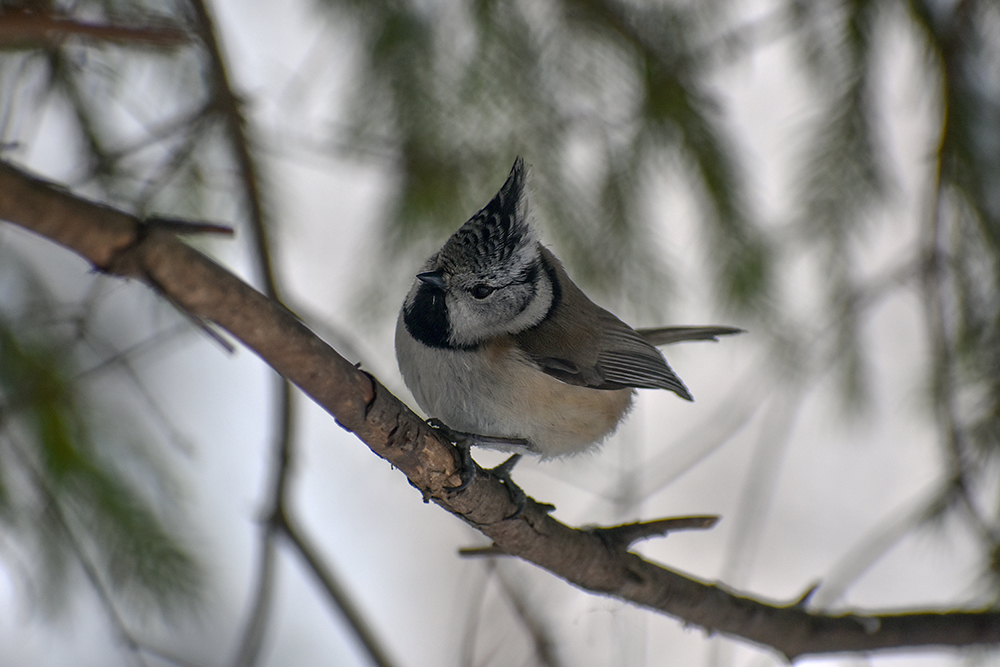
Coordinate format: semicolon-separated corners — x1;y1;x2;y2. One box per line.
636;326;744;346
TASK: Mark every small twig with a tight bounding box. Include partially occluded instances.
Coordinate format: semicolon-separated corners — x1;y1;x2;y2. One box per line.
793;582;822;608
106;101;213;162
231;524;280;667
459;545;508;558
132;116;213;211
278;513;398;667
144;216;235;236
0;10;190;49
231;376;293;667
76;321;192;379
493;564;564;667
591;515;720;551
187;0;277;299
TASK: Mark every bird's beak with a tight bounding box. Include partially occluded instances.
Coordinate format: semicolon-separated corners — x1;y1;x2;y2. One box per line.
417;270;446;290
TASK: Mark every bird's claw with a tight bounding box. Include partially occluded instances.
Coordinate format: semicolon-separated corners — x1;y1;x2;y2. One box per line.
426;418;479;491
489;454;526;518
426;419;528;516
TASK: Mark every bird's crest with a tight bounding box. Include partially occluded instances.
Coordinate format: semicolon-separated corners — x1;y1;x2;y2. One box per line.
437;157;535;279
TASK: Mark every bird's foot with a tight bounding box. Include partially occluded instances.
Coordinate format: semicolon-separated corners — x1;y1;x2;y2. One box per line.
426;418;478;492
425;419;529;517
487;453;527;518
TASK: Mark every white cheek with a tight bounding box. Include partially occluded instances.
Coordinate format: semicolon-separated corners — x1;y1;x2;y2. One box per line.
445;274;552;346
513;278;551;331
446;296;512;346
446;300;477;340
491;292;521;320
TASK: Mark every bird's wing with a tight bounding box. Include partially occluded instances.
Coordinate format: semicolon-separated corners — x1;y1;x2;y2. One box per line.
593;317;693;399
513;247;693;399
524;317;692;399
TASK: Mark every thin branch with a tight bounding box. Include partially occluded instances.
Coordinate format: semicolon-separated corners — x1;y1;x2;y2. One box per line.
493;562;564;667
76;321;192;380
130;115;215;212
0;10;189;50
187;0;277;299
230;372;294;667
719;388;801;589
810;481;952;610
462;516;719;556
45;47;120;184
75;320;200;456
278;512;398;667
105;101;214;164
231;522;280;667
458;564;491;667
3;159;1000;661
178;7;325;667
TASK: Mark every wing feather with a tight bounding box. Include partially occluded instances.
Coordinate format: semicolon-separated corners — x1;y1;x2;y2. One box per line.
513;247;694;400
596;324;692;399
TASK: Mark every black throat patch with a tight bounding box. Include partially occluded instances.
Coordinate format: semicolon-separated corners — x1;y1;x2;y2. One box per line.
403;282;477;350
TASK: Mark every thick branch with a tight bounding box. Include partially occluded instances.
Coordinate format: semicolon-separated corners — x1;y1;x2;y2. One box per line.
2;159;999;661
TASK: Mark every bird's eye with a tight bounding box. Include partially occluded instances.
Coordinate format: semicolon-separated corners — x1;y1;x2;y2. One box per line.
471;284;495;299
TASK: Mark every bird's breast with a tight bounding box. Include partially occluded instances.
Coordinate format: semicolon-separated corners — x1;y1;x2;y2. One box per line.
396;315;633;457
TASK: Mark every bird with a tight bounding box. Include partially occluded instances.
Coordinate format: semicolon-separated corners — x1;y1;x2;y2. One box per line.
395;157;741;462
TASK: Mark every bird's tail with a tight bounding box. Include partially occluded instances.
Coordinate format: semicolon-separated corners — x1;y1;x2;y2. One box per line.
636;326;744;346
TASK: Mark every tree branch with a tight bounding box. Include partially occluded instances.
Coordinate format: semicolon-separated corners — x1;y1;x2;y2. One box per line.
2;159;999;661
0;9;189;50
277;511;397;667
180;2;305;664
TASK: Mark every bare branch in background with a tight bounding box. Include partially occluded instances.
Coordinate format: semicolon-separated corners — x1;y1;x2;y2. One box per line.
0;9;189;50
